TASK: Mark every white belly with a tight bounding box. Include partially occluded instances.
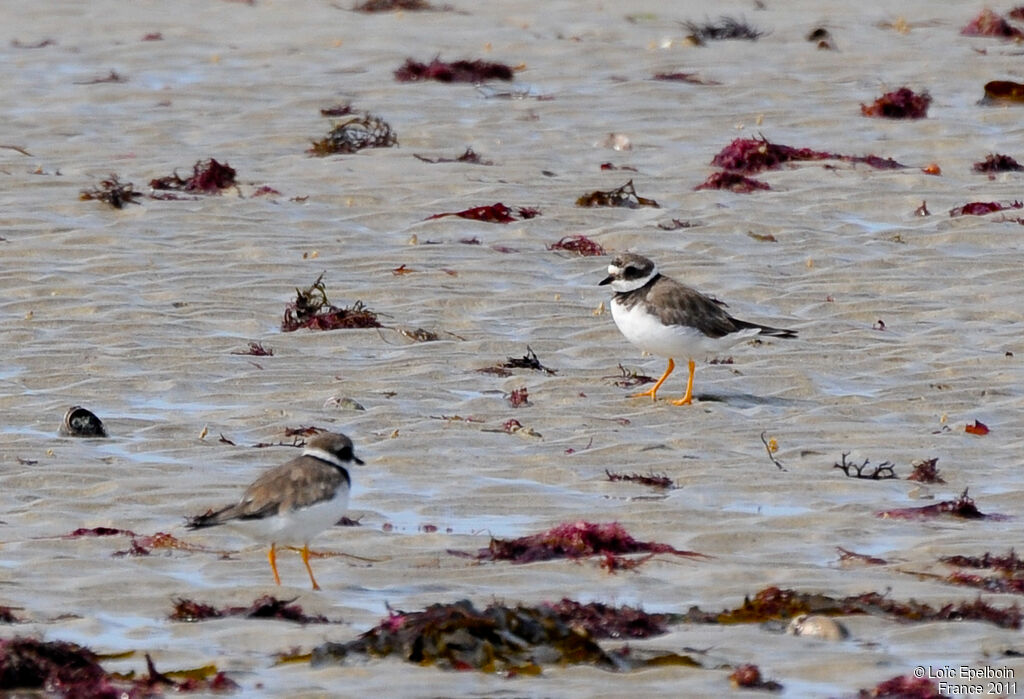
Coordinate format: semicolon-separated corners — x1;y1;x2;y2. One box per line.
234;490;349;547
610;300;757;359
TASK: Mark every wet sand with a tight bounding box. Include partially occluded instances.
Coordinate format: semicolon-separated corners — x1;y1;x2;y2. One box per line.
2;1;1023;696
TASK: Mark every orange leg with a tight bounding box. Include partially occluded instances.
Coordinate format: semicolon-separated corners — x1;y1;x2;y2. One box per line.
301;544;321;591
631;358;675;402
268;543;282;585
670;359;697;406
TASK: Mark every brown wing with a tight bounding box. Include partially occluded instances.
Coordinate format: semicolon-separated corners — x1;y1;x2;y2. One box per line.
649;279;745;338
187;461;346;527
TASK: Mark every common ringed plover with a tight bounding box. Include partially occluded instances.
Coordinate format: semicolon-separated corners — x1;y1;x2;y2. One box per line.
187;431;363;590
600;252;796;405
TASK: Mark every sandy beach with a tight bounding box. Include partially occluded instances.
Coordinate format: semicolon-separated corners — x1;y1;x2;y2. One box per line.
2;0;1024;696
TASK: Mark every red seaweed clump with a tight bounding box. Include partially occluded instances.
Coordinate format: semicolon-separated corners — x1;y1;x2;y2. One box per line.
860;87;931;119
65;526;135;538
973;153;1024;173
961;8;1024;39
710;136;905;175
857;674;945;698
695;171;771;193
941;550;1024;572
150;158;236;194
426;202;539;223
877;489;995;520
949;200;1023;216
547;235;606;256
281;273;382;332
395;57;514;83
171;595;329;624
465;520;706;569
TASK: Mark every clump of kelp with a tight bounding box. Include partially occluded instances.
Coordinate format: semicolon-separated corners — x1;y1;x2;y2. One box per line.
311;599;700;674
860;87;931;119
452;520;707;571
394;57;515;83
150;158;237;194
171;596;329;624
308;113;397;156
426;202;540;223
576;180;659;208
281;273;381;332
681;585;1021;629
79;174;143;209
682;16;765;42
0;637;237;695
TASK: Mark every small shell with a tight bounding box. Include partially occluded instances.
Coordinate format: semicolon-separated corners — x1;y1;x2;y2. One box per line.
59;406;108;438
786;614;848;641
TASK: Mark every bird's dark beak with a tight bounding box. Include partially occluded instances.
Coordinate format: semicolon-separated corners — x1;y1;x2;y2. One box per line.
352;455;365;466
599;275;613;286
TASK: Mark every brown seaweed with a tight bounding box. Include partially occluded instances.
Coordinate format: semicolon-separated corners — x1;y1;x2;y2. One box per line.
479;346;556;376
170;596;329;624
79;174;143;209
605;470;674;489
651;72;720;85
281;273;381;332
695;171;771;192
729;664;783;691
548;235;606;256
230;342;273;356
414;147;493;165
906;458;945;483
353;0;445;10
983;80;1024;103
309;114;397;156
576;180;659;208
860;87;931;119
395;57;514;83
973;153;1023;173
0;638;236;695
545;599;674;639
965;419;990;435
604;364;655;388
681;585;1022;629
150;158;236;194
683;17;765;42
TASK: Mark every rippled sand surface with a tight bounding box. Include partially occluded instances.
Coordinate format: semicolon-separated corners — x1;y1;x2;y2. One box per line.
2;1;1023;696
